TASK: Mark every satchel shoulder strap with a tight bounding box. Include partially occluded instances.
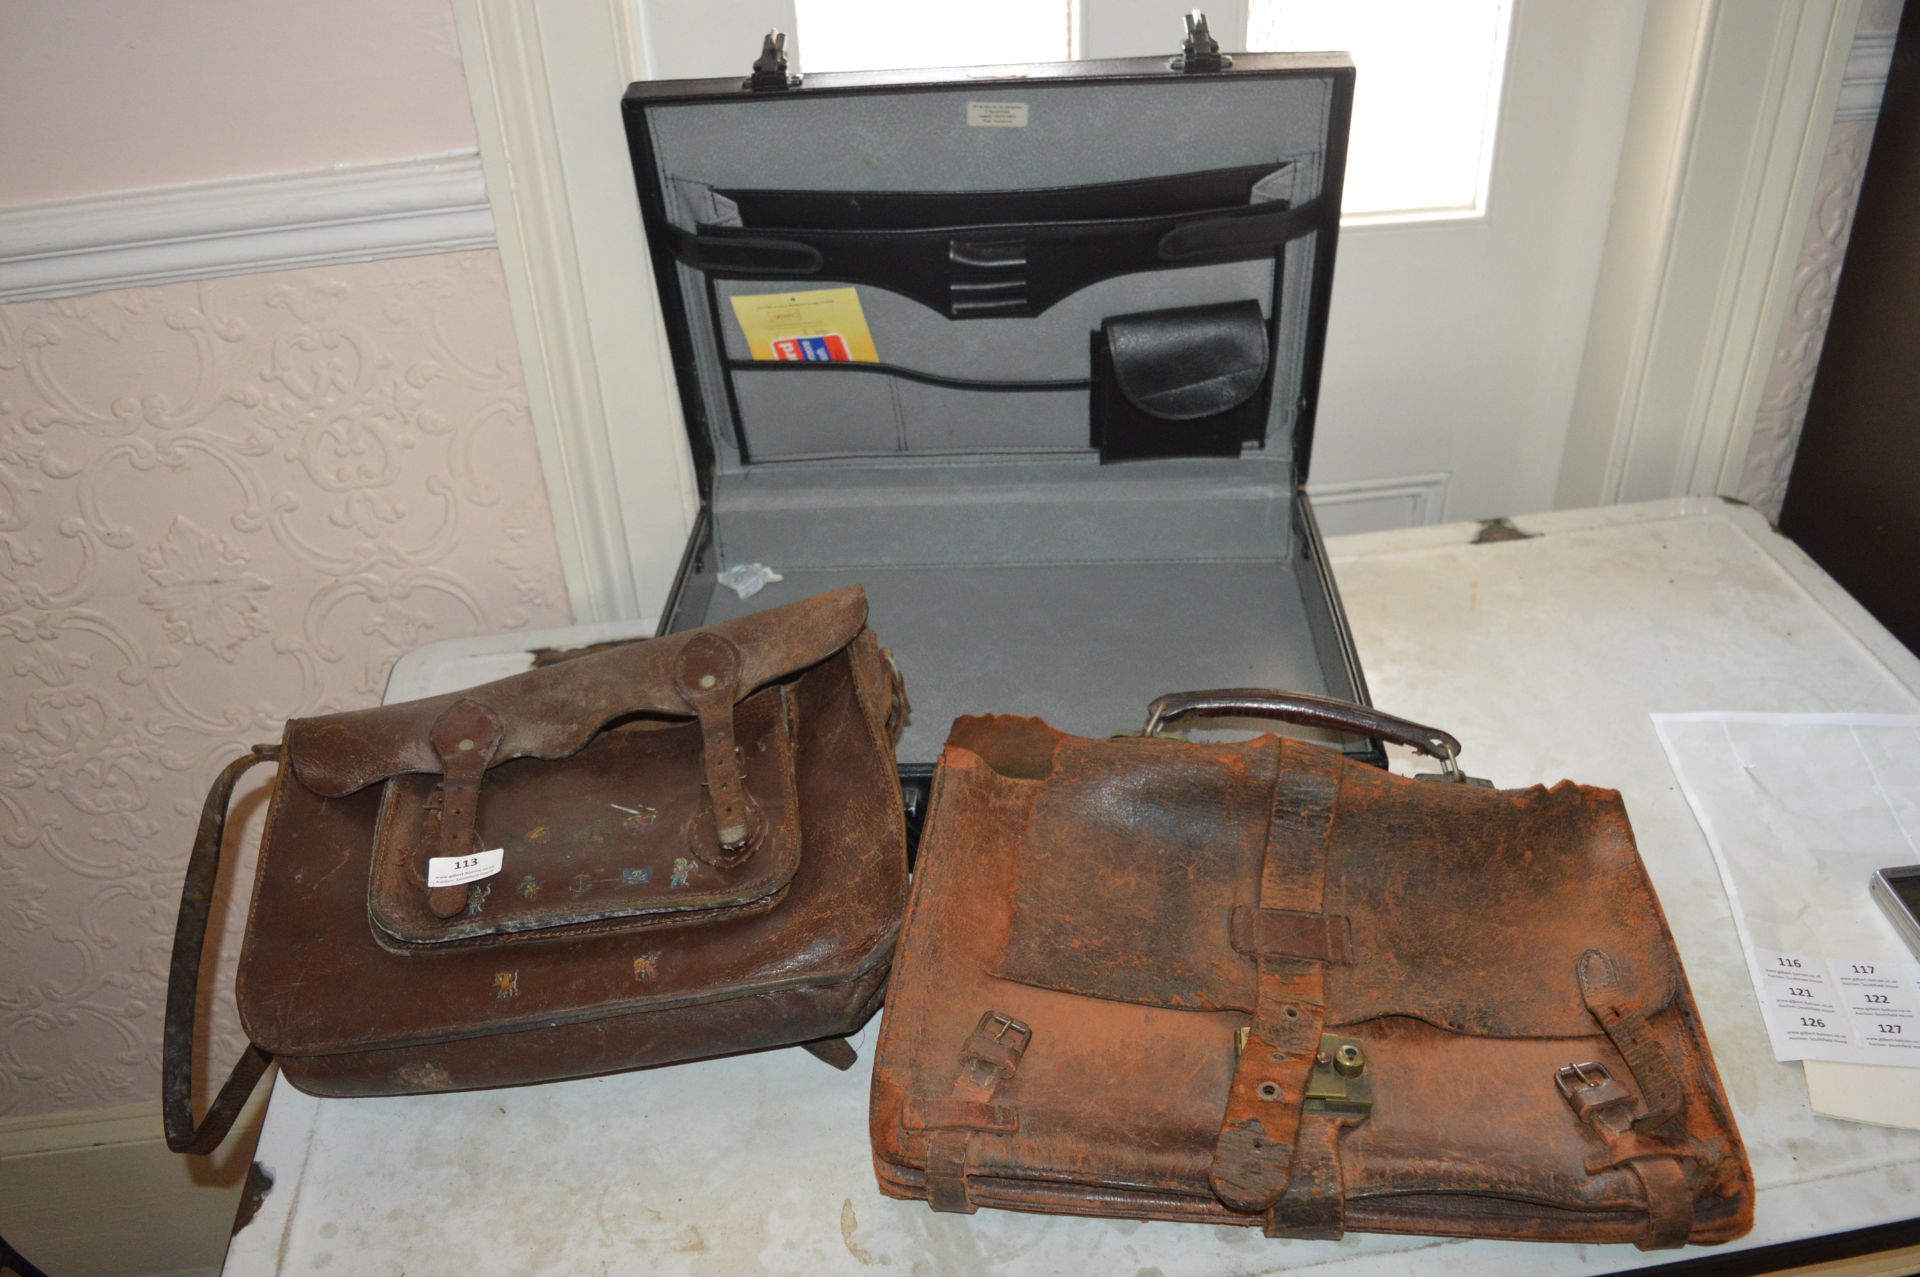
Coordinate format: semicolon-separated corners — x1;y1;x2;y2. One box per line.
164;746;280;1154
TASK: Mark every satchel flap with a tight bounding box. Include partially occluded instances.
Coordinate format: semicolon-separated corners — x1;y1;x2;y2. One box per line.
284;586;866;797
1103;300;1269;422
366;684;801;944
989;728;1683;1040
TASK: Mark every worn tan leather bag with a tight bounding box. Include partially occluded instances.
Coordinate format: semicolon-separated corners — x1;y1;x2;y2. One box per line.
166;587;907;1153
871;691;1754;1249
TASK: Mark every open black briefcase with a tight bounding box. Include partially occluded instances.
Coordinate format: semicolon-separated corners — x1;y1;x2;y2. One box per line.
623;22;1372;806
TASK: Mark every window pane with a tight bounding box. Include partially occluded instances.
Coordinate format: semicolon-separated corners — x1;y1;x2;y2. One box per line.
1248;0;1512;219
794;0;1073;74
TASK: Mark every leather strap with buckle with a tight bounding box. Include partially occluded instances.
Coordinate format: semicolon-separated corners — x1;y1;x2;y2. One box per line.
1559;948;1698;1249
1209;739;1352;1213
905;1011;1032;1214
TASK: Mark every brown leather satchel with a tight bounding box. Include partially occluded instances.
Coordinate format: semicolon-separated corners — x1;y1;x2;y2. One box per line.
165;587;907;1153
870;691;1754;1249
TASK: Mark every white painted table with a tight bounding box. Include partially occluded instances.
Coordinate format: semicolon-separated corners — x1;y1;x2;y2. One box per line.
226;499;1920;1275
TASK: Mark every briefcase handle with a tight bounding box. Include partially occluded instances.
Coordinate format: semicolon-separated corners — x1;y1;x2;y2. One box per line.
163;745;279;1155
1143;688;1465;780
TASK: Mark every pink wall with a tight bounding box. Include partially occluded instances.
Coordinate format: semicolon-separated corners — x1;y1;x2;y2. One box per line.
0;0;479;207
0;3;578;1119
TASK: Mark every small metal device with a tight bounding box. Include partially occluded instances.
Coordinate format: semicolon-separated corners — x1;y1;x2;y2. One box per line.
746;30;800;92
1869;865;1920;960
1171;12;1232;73
1303;1032;1372;1115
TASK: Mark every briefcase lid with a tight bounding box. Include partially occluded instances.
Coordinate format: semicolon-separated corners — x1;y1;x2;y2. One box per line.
621;34;1354;497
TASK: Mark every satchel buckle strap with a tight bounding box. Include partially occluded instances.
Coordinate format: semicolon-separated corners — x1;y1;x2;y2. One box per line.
426;699;504;919
672;632;763;866
1577;949;1684;1127
925;1011;1031;1214
1556;1053;1698;1248
1209;741;1346;1214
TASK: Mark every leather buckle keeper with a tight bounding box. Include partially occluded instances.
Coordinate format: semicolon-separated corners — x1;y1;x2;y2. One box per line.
1229;906;1352;964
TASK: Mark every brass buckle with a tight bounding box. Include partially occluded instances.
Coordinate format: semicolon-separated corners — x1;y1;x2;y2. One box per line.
959;1011;1031;1088
972;1011;1031;1055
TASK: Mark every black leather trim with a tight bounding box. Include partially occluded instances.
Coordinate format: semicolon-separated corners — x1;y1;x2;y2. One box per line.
668;199;1321;319
717;163;1284;232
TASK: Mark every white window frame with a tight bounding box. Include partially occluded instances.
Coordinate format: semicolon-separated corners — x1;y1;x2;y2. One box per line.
451;0;1867;619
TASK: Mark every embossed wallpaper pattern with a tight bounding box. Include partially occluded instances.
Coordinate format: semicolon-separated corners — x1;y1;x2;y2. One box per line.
1739;0;1906;519
0;249;571;1117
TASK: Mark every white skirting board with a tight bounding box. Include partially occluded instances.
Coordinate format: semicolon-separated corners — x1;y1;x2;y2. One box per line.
0;1090;266;1277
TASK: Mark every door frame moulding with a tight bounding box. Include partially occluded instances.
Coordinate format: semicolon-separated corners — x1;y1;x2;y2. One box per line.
1556;0;1866;509
449;0;699;624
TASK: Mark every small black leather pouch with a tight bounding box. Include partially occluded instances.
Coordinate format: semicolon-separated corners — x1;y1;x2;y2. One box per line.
1090;300;1271;462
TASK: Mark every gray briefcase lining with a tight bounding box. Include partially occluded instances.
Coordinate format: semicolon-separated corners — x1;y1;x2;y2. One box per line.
627;57;1362;767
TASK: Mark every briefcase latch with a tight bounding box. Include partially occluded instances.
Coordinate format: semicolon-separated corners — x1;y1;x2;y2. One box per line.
746;30;801;92
1301;1033;1372;1116
1170;12;1233;74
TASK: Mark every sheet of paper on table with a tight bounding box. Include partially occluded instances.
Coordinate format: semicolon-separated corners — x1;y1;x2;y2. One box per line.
1654;712;1920;1130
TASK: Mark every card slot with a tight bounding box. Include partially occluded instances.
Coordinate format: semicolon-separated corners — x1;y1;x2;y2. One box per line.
715;263;1276;389
717;162;1286;232
723;357;1087;396
728;365;1089;461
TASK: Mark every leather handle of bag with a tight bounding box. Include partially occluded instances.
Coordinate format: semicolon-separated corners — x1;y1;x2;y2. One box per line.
163;745;279;1155
1144;688;1463;776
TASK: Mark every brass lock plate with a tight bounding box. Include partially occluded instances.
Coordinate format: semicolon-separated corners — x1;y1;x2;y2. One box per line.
1303;1033;1372;1115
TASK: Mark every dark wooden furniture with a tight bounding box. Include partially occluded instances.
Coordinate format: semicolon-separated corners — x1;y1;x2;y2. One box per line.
1779;3;1920;653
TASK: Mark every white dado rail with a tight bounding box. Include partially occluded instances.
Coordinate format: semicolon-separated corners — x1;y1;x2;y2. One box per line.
0;152;494;303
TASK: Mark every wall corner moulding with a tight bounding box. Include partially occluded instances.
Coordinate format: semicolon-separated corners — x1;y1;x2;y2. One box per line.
1837;30;1898;119
0;153;495;304
1555;0;1868;510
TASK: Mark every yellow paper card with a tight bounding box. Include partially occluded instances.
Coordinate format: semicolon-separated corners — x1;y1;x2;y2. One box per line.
728;287;879;363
